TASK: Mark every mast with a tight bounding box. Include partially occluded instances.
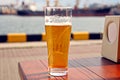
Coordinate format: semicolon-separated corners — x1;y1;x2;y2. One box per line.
46;0;49;7
74;0;80;9
76;0;79;8
54;0;59;7
83;0;89;9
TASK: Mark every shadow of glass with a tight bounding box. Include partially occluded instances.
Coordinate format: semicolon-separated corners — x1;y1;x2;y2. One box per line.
69;57;118;68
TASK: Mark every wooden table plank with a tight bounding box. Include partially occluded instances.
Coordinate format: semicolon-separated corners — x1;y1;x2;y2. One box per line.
18;58;104;80
69;58;104;80
19;57;120;80
72;57;120;80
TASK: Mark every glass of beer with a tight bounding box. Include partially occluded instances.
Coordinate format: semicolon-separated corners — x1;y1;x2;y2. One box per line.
45;7;72;76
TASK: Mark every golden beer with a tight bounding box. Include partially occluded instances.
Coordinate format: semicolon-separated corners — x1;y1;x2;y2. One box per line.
45;25;71;69
45;7;72;76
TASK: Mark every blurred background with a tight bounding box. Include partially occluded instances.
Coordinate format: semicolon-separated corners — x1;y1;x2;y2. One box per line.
0;0;120;35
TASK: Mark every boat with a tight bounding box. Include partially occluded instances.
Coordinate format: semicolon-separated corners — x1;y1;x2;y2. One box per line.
17;10;44;16
16;0;118;17
17;6;112;17
17;1;44;16
72;7;111;16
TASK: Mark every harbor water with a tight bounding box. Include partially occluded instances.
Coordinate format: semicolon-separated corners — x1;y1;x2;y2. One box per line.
0;15;105;35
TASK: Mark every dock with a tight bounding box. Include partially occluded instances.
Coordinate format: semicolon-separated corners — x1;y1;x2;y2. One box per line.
0;40;102;80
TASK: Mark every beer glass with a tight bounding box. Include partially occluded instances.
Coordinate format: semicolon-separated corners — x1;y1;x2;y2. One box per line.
45;7;72;76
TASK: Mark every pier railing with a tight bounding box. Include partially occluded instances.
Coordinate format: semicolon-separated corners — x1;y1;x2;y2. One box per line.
0;32;103;43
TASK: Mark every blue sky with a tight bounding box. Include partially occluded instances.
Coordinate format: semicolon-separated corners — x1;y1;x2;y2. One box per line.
1;0;120;10
34;0;120;10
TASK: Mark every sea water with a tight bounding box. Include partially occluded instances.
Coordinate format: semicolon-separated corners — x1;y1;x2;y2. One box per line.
0;15;105;35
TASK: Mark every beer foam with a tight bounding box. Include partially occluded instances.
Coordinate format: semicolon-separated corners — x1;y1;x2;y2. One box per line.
45;16;72;25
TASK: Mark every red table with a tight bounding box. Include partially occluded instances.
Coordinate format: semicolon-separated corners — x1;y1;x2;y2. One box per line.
18;57;120;80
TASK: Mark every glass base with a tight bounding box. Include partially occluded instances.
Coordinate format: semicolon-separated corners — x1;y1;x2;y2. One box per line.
49;68;68;76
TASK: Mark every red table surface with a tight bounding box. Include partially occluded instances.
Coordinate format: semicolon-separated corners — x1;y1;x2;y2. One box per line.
18;57;120;80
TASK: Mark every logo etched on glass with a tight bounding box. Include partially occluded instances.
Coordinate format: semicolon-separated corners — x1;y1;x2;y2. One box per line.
45;16;71;25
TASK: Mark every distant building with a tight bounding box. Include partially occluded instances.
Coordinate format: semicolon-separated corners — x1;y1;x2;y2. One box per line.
109;4;120;15
89;3;108;9
18;1;37;11
0;5;17;14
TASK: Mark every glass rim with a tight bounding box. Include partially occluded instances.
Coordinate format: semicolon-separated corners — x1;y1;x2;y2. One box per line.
45;7;72;9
